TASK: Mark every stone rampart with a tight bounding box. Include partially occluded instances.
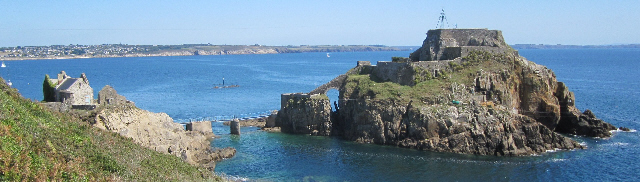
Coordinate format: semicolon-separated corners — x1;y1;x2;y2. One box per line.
357;61;371;66
371;61;414;85
185;121;213;134
411;29;511;61
281;93;312;110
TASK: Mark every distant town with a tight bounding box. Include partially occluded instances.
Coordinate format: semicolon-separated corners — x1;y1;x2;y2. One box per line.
0;44;409;60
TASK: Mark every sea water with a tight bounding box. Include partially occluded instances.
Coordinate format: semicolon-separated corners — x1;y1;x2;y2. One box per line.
4;49;639;181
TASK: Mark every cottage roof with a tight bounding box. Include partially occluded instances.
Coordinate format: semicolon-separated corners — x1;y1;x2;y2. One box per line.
57;78;79;91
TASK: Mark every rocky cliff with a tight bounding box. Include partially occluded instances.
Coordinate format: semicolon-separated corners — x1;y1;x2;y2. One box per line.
275;93;332;136
274;29;616;156
92;86;235;170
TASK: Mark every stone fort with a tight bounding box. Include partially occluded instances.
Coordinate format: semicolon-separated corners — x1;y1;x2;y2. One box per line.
297;28;517;98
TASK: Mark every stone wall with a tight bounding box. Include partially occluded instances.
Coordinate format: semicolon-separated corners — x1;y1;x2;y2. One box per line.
185;121;213;134
371;61;415;85
280;93;311;110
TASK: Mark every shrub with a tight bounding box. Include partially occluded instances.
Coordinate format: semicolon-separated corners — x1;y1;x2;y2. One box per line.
42;74;56;102
391;57;410;63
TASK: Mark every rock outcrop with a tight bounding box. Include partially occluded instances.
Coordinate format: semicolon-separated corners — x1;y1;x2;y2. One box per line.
275;93;332;136
98;85;132;106
273;28;616;156
93;86;234;170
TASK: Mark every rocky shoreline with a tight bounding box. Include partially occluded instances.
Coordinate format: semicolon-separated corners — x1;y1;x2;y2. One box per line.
271;29;619;156
87;86;235;170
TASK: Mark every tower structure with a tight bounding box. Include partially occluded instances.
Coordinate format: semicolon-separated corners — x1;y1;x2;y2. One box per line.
435;9;449;29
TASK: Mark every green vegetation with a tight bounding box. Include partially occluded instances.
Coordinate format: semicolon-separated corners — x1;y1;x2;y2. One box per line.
42;74;56;102
0;77;222;181
391;57;410;63
343;51;516;106
311;94;329;101
413;66;434;84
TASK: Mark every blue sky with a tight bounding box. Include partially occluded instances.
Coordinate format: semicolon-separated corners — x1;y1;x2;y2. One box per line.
1;0;638;47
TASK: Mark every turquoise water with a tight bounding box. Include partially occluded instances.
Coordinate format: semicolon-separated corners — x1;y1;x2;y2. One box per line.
4;50;639;181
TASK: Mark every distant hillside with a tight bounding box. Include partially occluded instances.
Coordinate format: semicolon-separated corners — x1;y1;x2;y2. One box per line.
511;44;640;49
390;46;421;51
0;44;401;60
0;78;221;181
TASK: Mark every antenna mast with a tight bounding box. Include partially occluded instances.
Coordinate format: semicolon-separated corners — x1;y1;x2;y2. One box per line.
436;8;449;29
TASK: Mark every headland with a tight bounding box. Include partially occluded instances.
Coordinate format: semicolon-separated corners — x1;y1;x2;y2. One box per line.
0;44;403;61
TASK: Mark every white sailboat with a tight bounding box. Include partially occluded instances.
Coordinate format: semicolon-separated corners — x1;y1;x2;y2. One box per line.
326;53;330;58
1;61;10;86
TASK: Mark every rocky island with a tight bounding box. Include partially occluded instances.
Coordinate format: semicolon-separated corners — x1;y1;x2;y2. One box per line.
272;29;616;156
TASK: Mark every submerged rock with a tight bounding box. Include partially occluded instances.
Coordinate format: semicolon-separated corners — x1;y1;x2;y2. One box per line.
273;28;616;156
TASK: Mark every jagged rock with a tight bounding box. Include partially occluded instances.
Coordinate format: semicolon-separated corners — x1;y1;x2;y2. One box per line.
275;94;332;136
554;82;616;137
556;109;616;138
93;87;234;169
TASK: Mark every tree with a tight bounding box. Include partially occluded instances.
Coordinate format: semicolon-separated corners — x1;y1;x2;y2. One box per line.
43;74;56;102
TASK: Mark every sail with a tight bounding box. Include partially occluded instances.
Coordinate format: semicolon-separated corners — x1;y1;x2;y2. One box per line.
1;62;5;68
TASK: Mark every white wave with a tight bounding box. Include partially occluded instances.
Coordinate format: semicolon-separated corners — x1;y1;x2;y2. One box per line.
611;128;636;133
213;172;250;182
550;158;567;162
603;142;630;147
545;148;561;153
579;142;588;147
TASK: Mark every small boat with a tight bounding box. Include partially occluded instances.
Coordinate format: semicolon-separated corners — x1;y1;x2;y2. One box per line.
6;80;11;86
1;62;5;68
326;53;330;58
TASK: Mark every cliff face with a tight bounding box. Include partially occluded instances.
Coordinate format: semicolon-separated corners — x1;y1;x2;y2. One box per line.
275;94;332;136
336;55;609;155
275;29;616;156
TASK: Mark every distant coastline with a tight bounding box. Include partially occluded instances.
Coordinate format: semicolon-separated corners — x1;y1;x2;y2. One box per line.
511;44;640;49
0;44;408;61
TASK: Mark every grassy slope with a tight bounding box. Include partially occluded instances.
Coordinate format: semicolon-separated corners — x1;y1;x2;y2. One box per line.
0;78;222;181
343;51;515;107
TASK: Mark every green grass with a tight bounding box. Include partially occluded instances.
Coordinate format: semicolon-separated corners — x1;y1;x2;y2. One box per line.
343;51;517;107
0;77;223;181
